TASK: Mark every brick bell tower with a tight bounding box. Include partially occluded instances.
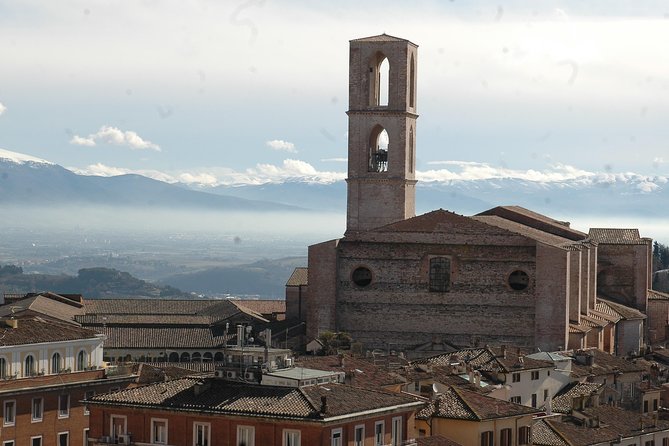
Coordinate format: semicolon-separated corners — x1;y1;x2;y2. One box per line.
346;34;418;233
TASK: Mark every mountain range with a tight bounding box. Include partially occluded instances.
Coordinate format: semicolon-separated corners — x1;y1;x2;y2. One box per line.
2;147;668;223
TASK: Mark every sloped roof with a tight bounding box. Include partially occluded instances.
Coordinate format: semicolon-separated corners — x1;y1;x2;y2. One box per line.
471;215;573;249
88;378;422;420
0;315;100;346
95;326;229;349
648;289;669;301
75;314;213;325
0;293;84;324
83;299;219;315
416;386;538;421
532;419;570;446
568;348;645;378
373;209;487;233
412;347;553;373
477;206;587;241
416;436;464;446
295;354;407;389
286;267;308;287
597;298;646;320
544;406;669;445
350;33;417;46
588;228;646;244
551;382;602;414
231;299;284;318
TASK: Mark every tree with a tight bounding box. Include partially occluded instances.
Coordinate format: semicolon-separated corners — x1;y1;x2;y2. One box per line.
653;242;669;273
317;331;353;355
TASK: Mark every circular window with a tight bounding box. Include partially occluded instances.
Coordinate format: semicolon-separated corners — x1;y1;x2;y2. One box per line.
508;270;529;291
352;267;373;287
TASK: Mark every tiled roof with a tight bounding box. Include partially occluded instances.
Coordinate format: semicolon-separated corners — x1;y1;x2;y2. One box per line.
416;386;538;421
532;419;570;446
0;294;84;323
551;382;602;414
648;289;669;301
83;298;220;315
597;298;646;320
568;349;645;378
351;34;415;44
477;206;587;241
568;323;590;334
412;347;553;374
295;354;407;389
544;406;669;445
0;315;101;346
96;326;229;349
415;436;464;446
88;378;422;420
371;209;488;234
75;314;213;325
286;268;308;287
472;215;573;249
580;314;608;329
588;228;645;244
231;299;285;317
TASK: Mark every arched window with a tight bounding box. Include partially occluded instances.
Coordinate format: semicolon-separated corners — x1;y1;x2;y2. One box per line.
192;352;202;362
77;350;88;371
0;357;7;379
180;352;191;363
214;352;224;362
24;354;35;377
369;52;390;107
203;352;213;362
368;125;389;172
168;352;180;363
409;127;415;173
52;352;62;373
409;53;416;108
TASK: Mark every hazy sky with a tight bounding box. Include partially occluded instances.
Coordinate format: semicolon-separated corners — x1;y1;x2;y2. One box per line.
1;1;668;187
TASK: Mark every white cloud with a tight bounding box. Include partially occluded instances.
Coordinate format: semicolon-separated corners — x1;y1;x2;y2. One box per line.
70;126;160;151
0;102;6;116
266;139;297;153
321;157;347;162
72;163;175;183
178;172;218;186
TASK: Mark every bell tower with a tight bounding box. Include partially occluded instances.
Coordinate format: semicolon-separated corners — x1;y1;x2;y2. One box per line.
346;34;418;233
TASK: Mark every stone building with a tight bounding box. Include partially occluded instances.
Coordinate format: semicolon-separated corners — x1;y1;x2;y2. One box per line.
302;34;654;354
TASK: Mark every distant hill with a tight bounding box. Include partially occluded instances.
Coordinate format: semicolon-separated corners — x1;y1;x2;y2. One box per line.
0;266;189;298
159;257;307;298
0;149;300;212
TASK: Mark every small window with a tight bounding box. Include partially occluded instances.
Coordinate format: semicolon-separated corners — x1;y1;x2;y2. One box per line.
644;400;649;413
509;270;529;291
354;425;365;446
59;394;70;418
283;429;301;446
77;350;88;371
152;419;168;444
544;389;549;401
375;421;385;446
3;400;16;426
531;371;539;380
331;428;342;446
84;391;95;415
237;425;254;446
510;396;521;404
31;437;42;446
654;399;659;411
512;373;520;383
391;416;402;446
352;267;372;287
429;257;451;292
32;397;43;422
194;422;210;446
500;428;512;446
0;357;8;379
481;431;494;446
531;393;537;408
83;429;89;446
663;438;669;446
646;442;655;446
58;432;69;446
4;441;15;446
24;354;36;377
518;426;531;445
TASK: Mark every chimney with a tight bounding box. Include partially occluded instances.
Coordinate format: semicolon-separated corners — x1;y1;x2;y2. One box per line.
434;397;441;415
193;380;211;396
5;318;18;329
339;354;345;368
501;345;507;359
345;370;354;385
320;396;328;414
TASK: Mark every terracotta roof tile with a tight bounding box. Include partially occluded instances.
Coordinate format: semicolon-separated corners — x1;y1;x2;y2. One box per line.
0;294;84;323
532;419;570;446
477;206;586;241
417;386;538;420
83;298;220;315
295;354;406;389
472;215;573;248
648;290;669;301
96;326;229;349
588;228;646;244
286;268;308;287
88;379;422;420
231;299;285;318
597;298;646;320
0;315;100;346
415;436;464;446
551;382;602;414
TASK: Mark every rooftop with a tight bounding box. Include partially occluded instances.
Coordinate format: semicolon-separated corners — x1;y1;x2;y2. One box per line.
285;267;308;287
0;314;101;346
588;228;647;245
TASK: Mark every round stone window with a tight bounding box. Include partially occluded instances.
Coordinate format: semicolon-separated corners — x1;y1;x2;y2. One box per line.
352;267;373;287
508;270;529;291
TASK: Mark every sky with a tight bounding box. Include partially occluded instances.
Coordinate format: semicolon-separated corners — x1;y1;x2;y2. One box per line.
0;0;668;187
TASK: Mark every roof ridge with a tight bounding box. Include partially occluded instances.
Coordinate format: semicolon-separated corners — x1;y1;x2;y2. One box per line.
449;386;482;421
544;418;577;446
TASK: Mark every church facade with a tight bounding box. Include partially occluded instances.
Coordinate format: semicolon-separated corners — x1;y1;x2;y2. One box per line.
303;34;653;355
